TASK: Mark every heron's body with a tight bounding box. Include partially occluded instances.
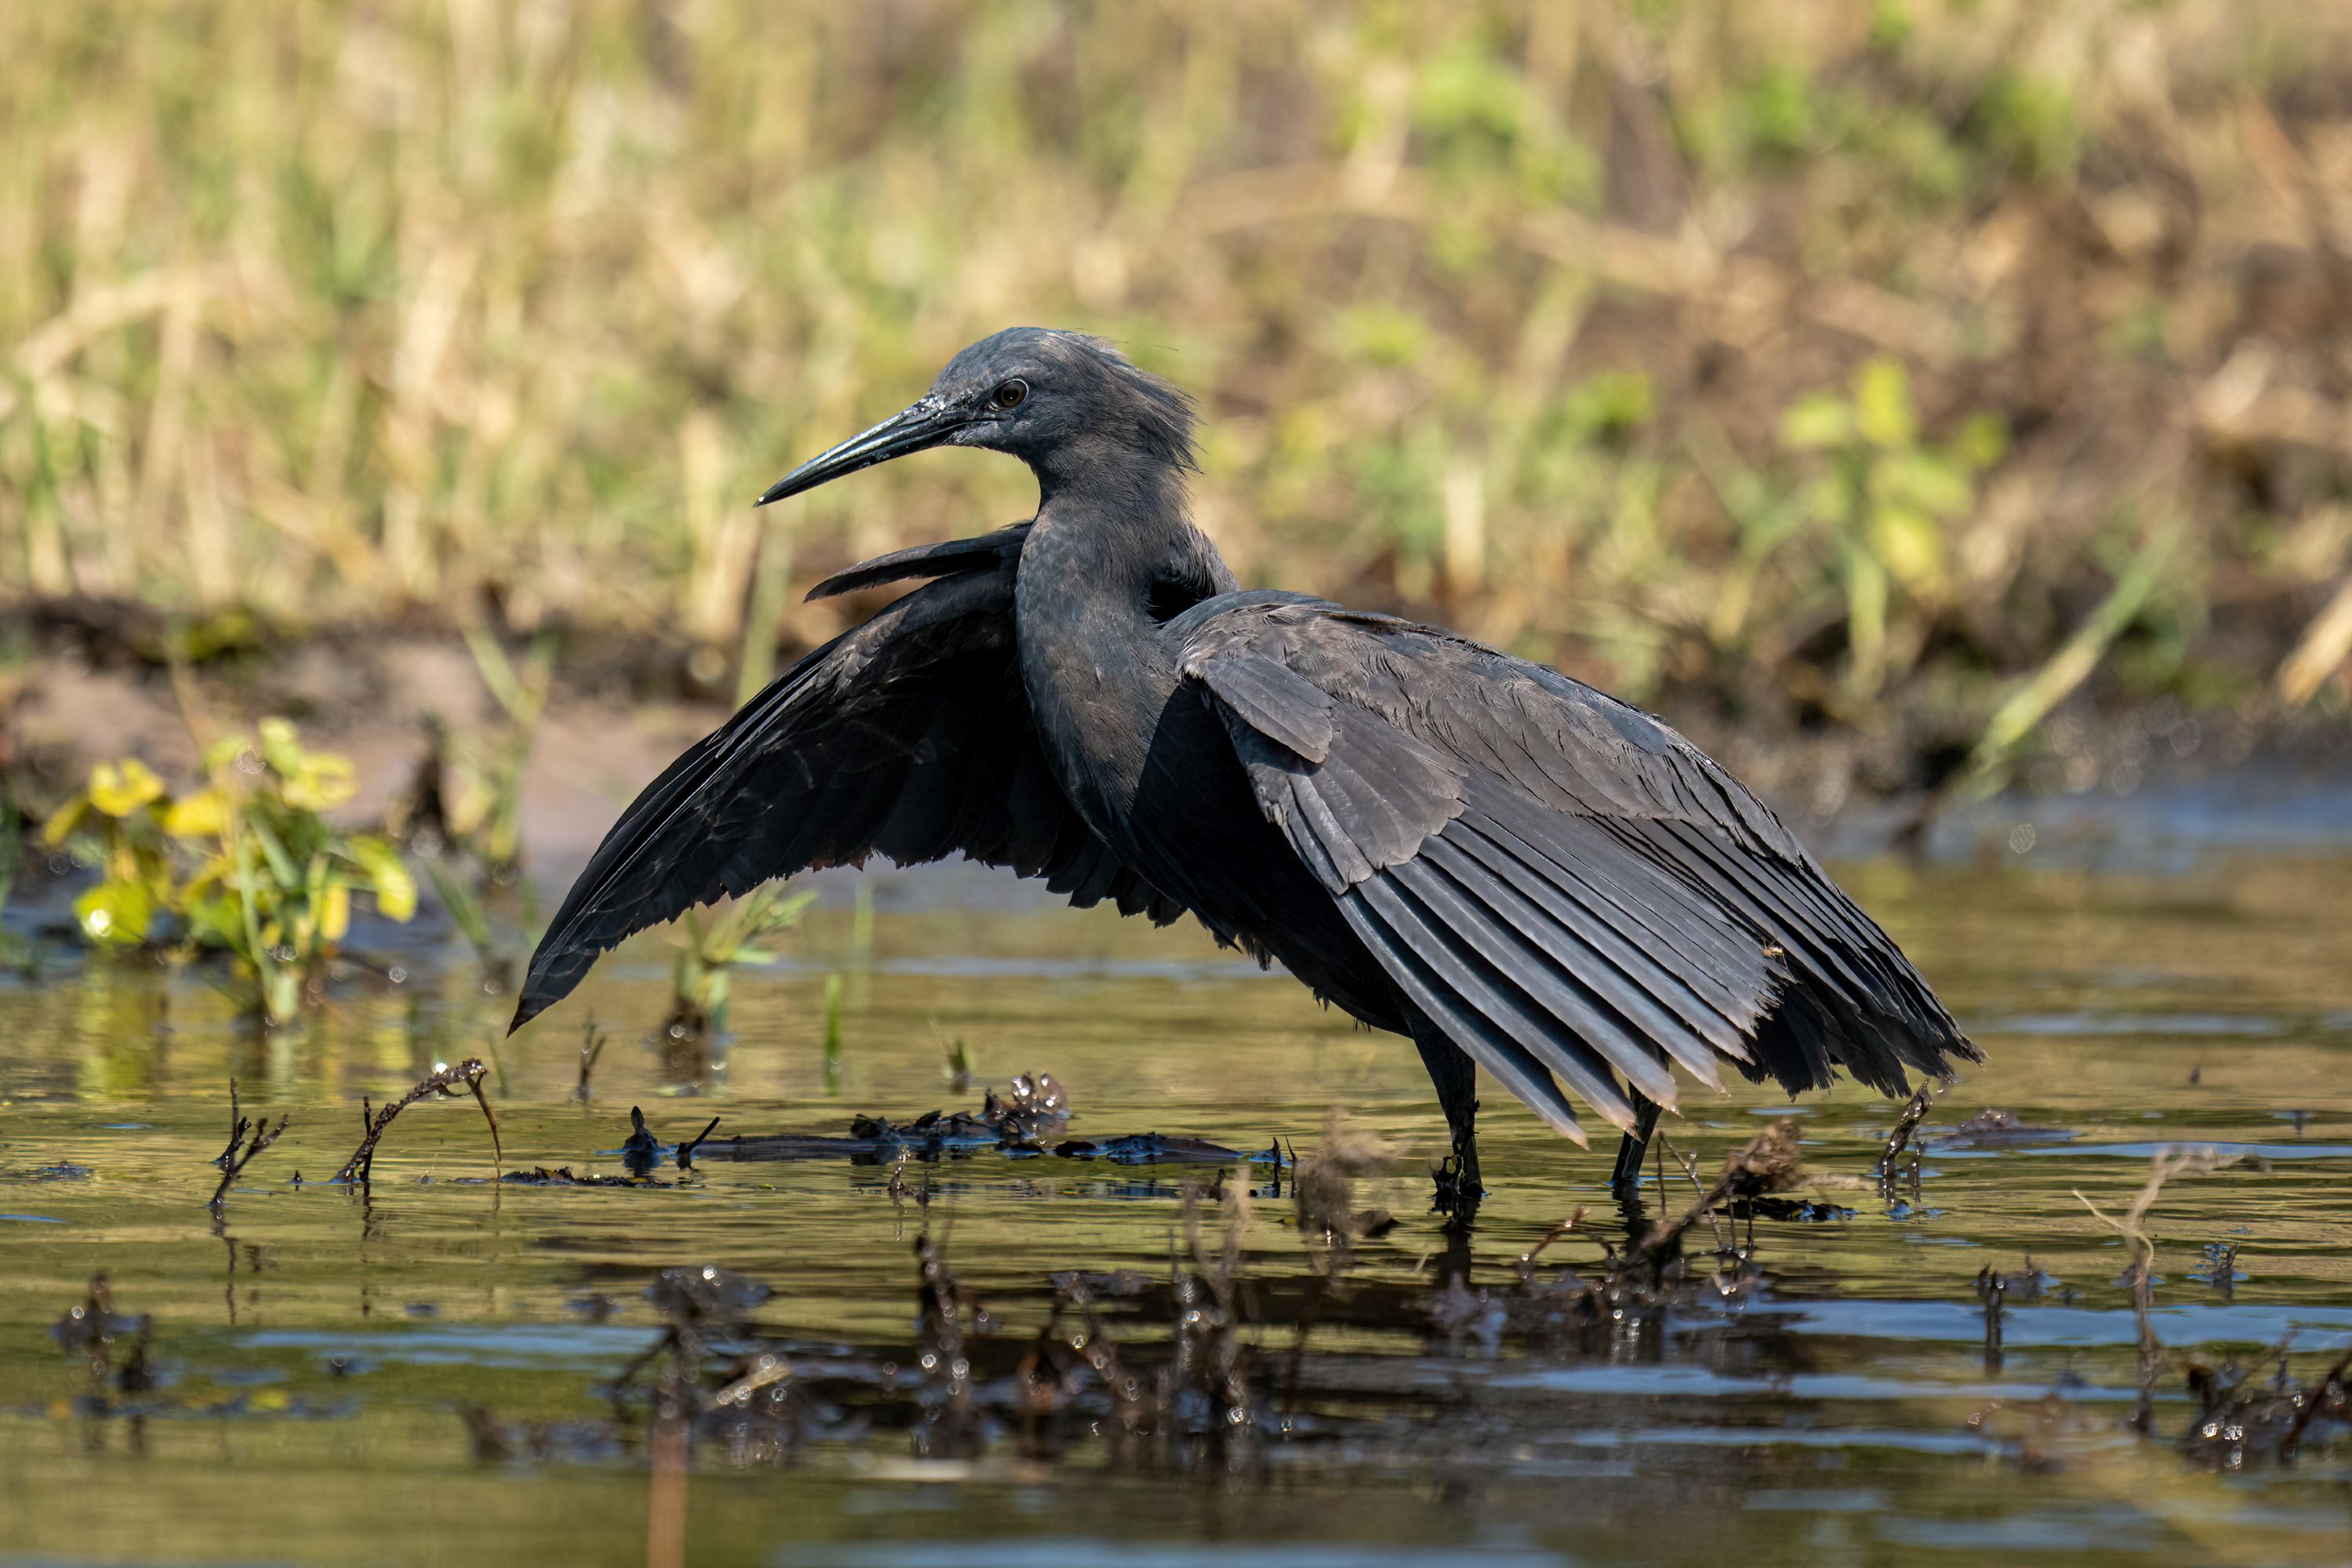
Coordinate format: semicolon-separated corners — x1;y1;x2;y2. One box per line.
517;329;1977;1203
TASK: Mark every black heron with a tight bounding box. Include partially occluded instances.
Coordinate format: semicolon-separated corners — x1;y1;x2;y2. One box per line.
514;328;1976;1204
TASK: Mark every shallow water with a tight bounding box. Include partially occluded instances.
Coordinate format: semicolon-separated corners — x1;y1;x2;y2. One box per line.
1;846;2348;1566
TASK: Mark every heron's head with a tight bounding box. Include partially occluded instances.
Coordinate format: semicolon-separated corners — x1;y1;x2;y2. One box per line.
757;328;1196;506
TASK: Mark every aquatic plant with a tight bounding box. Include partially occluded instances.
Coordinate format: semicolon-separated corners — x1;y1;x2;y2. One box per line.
664;884;815;1040
39;758;180;948
43;720;416;1022
392;630;556;986
574;1014;609;1102
175;721;417;1022
820;971;844;1094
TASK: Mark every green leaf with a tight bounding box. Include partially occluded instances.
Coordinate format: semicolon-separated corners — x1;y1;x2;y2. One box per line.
258;717;306;779
202;734;254;775
1886;450;1973;518
40;797;89;847
162;787;230;840
1562;370;1654;442
321;880;351;943
1869;505;1945;590
284;753;358;812
74;879;156;947
346;835;418;922
1954;412;2009;471
1779;393;1853;450
1853;359;1915;449
183;891;245;950
246;814;302;890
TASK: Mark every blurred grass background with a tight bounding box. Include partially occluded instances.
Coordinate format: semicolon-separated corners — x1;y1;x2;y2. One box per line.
5;0;2352;799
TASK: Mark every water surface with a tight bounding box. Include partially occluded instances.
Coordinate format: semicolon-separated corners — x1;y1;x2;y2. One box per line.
1;848;2347;1566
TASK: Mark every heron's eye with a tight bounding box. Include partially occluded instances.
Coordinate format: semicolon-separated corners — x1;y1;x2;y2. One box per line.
993;379;1028;409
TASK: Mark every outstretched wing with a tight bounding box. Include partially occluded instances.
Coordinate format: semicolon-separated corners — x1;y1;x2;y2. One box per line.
514;533;1179;1030
1174;593;1975;1143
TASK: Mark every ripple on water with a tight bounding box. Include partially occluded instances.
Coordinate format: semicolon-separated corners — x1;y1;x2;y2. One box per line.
0;847;2348;1565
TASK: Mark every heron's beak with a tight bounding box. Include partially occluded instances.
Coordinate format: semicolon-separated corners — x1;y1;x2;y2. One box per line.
756;397;965;506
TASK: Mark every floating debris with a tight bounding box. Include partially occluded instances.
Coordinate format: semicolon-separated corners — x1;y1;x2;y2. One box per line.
2183;1348;2350;1469
1932;1109;2074;1149
982;1071;1069;1141
1053;1133;1248;1165
699;1074;1261;1168
675;1115;721;1171
501;1167;641;1188
1638;1120;1805;1260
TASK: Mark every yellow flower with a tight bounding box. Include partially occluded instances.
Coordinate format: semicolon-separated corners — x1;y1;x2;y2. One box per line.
283;754;358;812
163;788;230;839
88;759;166;818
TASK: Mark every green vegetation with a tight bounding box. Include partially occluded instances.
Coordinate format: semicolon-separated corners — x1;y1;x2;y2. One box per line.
400;628;556;990
1772;358;2005;703
664;885;815;1040
41;720;416;1022
445;627;557;881
4;1;2349;789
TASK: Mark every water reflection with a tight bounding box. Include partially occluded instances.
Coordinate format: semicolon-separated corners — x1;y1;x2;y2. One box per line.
0;848;2347;1564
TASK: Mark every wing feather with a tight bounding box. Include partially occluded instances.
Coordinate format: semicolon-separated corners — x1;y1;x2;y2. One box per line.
1179;594;1976;1133
515;543;1180;1030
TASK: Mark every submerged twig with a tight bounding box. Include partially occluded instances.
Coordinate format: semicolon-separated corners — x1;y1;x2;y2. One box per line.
212;1078;250;1171
332;1058;501;1185
1637;1120;1804;1260
208;1078;290;1211
1515;1203;1607;1283
2281;1348;2352;1459
1878;1084;1934;1192
2075;1147;2241;1430
1663;1138;1728;1253
677;1116;721;1171
1975;1264;2007;1372
575;1015;608;1102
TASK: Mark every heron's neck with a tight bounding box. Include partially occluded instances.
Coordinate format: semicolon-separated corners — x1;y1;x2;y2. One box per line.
1013;468;1210;833
1022;466;1200;608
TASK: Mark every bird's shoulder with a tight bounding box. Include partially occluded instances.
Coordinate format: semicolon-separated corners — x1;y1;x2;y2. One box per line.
1172;593;1805;857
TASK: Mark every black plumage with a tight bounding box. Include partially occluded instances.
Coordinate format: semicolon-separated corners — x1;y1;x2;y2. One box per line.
516;328;1977;1201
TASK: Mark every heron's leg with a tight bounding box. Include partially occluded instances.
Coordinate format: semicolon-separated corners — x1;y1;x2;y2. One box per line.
1608;1091;1664;1195
1409;1023;1482;1222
